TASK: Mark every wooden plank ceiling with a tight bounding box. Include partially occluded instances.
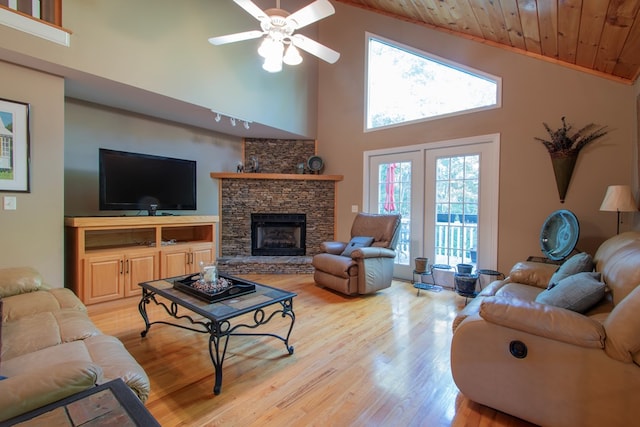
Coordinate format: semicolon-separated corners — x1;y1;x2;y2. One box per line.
335;0;640;83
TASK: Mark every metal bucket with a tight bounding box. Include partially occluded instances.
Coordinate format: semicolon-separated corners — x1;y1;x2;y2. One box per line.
415;257;429;273
457;263;474;274
454;273;478;295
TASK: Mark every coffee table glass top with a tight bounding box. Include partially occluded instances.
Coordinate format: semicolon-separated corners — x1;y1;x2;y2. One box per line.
140;274;296;321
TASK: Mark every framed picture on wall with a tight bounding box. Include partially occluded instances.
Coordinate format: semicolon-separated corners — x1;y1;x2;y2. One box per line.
0;97;30;193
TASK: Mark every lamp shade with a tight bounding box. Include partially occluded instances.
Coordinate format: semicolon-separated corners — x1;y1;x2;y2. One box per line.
600;185;637;212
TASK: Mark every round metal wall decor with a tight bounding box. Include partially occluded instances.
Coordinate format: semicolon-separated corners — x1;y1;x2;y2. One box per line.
539;209;580;261
307;156;324;173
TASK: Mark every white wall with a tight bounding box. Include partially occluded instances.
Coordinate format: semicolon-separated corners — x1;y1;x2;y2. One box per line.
0;62;65;284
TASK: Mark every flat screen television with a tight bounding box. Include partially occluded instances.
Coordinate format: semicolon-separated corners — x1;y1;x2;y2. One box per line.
99;148;196;215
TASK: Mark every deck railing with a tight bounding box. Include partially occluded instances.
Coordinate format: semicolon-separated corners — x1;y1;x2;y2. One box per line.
0;0;61;27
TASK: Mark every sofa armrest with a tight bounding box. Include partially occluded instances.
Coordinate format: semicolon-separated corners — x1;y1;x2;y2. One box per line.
351;247;396;259
507;261;558;289
0;361;102;422
320;241;347;255
0;267;44;299
479;297;605;348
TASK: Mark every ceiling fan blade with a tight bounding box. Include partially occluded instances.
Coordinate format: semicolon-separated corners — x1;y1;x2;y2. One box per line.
292;34;340;64
286;0;335;30
208;30;264;45
232;0;268;21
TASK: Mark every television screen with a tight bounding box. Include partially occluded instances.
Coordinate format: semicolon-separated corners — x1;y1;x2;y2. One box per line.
99;148;196;215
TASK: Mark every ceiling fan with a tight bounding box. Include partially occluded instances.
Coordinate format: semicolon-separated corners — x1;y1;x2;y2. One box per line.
208;0;340;72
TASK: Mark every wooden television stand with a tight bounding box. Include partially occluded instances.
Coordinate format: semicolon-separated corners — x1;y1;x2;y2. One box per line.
65;215;218;305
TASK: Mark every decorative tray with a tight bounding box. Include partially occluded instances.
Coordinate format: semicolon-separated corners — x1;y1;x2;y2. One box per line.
173;274;256;303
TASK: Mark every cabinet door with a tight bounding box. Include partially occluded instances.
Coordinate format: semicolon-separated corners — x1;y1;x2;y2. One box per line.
125;250;159;297
191;245;215;274
84;254;124;304
161;247;190;277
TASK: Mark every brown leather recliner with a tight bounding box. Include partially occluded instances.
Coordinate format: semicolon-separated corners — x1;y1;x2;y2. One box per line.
312;213;401;295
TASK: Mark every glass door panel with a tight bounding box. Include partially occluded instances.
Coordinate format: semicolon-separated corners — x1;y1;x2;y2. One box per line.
368;151;422;280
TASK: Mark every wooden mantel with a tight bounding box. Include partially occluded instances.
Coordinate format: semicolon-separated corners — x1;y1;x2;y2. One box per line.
210;172;343;181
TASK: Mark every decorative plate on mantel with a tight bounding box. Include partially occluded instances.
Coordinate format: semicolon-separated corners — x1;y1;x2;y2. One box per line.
307;156;324;173
539;209;580;261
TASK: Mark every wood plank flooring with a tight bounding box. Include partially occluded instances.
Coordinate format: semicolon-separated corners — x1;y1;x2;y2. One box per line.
88;275;535;427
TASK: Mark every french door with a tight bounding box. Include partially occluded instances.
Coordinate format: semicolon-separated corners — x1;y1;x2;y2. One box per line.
367;151;423;279
365;134;499;281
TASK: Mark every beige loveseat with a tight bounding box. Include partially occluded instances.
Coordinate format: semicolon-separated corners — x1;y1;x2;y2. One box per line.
0;266;150;422
451;231;640;427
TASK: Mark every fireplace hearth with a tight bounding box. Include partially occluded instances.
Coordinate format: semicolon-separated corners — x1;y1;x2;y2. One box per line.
251;213;306;256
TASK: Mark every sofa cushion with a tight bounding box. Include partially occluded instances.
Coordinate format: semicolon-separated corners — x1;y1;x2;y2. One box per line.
0;340;93;378
341;236;374;256
1;289;84;321
547;252;594;289
1;312;62;360
55;309;102;342
0;267;43;299
603;285;640;363
536;271;605;313
495;283;544;301
1;310;101;361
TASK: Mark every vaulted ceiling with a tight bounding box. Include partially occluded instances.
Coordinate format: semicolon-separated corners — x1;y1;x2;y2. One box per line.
336;0;640;84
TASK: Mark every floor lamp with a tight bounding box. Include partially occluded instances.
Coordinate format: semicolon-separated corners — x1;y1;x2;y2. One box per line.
599;185;637;234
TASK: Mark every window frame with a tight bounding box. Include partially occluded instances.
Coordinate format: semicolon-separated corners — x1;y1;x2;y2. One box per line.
364;32;502;132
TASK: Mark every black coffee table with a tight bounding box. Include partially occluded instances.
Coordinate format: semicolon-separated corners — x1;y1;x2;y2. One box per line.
138;273;296;395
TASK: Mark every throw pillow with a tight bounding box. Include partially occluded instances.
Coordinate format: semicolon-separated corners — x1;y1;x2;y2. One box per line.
536;271;605;313
341;236;375;257
547;252;594;289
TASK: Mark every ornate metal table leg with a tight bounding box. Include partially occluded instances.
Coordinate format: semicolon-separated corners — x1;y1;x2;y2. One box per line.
139;288;153;337
281;298;295;354
208;320;231;395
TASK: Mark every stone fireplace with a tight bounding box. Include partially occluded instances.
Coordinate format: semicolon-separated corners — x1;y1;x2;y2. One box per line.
210;138;343;274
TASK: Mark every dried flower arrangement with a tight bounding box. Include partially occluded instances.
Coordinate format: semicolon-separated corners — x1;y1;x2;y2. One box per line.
534;117;609;158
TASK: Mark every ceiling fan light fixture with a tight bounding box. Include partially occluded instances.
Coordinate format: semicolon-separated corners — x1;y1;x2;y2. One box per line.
210;0;339;71
263;53;283;73
283;43;303;65
258;36;277;58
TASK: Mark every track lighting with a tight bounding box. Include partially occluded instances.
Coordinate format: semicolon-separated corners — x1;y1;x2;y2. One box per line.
210;110;252;131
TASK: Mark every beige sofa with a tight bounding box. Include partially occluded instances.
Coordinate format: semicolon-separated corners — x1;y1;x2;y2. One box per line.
0;266;150;422
451;231;640;427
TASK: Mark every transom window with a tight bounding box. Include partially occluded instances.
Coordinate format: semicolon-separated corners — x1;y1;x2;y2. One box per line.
365;33;501;131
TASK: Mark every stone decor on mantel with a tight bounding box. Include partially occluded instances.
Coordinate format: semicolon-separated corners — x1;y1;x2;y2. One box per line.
211;138;343;275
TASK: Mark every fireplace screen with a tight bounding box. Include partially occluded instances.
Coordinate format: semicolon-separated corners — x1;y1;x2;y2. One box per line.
251;213;306;256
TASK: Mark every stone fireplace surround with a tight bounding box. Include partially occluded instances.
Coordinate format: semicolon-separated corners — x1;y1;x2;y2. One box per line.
211;139;342;275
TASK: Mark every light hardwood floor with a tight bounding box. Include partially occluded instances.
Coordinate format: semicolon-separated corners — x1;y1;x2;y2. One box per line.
88;275;535;427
